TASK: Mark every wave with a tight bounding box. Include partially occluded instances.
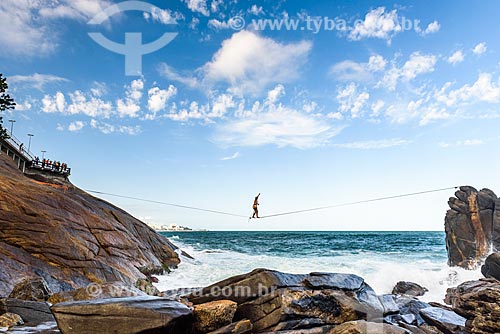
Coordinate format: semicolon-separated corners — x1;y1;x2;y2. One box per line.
156;239;482;303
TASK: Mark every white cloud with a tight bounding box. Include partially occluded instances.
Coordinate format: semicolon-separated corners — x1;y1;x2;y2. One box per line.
42;89;113;118
266;84;286;104
143;8;184;24
419;20;440;35
331;54;386;82
448;51;464;65
336;84;370;118
116;79;144;118
182;0;210;16
381;52;437;90
210;0;224;13
249;5;264;16
203;31;312;95
348;7;402;43
221;152;240;161
147;85;177;116
68;121;85;132
0;0;112;56
42;92;67;113
334;138;410;149
14;100;33;111
472;42;487;56
208;17;242;30
211;94;236;118
371;100;385;116
435;73;500;106
90;119;141;135
9;73;68;90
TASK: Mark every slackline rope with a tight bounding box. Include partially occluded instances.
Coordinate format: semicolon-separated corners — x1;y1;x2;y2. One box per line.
86;186;459;220
85;190;248;218
257;186;459;219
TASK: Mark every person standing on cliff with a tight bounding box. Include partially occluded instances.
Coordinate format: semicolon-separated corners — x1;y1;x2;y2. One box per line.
252;193;261;219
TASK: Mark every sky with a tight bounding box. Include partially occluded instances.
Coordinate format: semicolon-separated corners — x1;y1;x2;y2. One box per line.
1;0;500;231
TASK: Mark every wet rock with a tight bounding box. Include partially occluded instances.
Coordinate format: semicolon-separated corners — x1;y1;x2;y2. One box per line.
445;278;500;334
193;300;238;333
8;277;52;302
378;295;400;315
51;296;192;334
385;297;430;326
259;326;335;334
328;320;408;334
206;319;252;334
392;282;428;297
0;313;24;328
303;273;365;290
445;186;497;268
481;253;500;280
0;298;54;325
419;307;466;334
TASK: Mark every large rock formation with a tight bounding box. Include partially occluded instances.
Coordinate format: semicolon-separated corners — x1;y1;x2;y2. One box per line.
445;186;500;268
0;153;180;297
445;278;500;334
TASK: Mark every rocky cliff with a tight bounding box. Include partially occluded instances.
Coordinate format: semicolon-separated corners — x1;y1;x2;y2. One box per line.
0;153;180;297
445;186;500;268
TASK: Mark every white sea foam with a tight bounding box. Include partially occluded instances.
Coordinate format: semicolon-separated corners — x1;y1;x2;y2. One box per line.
155;239;483;303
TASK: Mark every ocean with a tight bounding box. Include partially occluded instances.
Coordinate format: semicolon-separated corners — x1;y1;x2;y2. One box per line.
156;231;483;302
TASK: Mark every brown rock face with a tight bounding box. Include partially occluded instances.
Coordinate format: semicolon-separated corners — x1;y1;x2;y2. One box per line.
445;186;500;268
445;278;500;334
193;300;238;333
0;154;180;296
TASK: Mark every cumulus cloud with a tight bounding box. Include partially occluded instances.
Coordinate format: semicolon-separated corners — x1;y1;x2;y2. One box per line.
336;84;370;118
158;63;200;89
417;20;440;35
381;52;437;90
9;73;69;90
348;7;402;43
182;0;210;16
330;55;386;82
447;51;464;65
143;8;184;24
116;79;144;118
249;5;264;16
472;42;487;56
146;85;177;118
202;31;312;95
68;121;85;132
435;73;500;106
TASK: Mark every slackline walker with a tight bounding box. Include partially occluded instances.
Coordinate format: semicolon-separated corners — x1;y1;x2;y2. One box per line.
86;186;458;220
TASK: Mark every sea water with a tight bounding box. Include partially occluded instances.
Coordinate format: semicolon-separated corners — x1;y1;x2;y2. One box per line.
155;231;482;302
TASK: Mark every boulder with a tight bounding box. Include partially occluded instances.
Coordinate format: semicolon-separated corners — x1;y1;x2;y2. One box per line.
0;312;24;328
481;253;500;280
445;279;500;334
8;277;52;301
188;269;384;332
50;296;192;334
328;320;408;334
0;153;181;296
48;282;147;304
206;319;252;334
392;282;428;297
193;300;238;333
0;298;54;325
444;186;497;268
419;307;466;334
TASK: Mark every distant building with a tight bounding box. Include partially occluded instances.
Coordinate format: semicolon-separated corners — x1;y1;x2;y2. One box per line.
165;224;192;231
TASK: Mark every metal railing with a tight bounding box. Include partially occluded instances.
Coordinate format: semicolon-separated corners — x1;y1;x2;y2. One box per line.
4;133;36;161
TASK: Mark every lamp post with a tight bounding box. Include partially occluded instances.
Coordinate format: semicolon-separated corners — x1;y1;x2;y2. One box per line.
27;134;34;152
8;120;16;136
41;150;46;160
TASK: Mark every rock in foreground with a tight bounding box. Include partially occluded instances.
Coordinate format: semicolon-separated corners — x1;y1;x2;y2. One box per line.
50;296;192;334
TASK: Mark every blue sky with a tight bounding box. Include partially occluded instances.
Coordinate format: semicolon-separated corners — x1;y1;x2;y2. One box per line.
2;0;500;231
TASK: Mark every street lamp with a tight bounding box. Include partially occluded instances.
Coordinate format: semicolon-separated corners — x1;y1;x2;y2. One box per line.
41;150;46;160
27;134;34;151
8;120;16;136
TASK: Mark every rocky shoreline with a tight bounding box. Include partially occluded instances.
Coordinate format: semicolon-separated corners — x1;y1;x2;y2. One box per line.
1;150;499;334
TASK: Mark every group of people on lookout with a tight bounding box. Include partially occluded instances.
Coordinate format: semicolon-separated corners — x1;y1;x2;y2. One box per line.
31;156;69;173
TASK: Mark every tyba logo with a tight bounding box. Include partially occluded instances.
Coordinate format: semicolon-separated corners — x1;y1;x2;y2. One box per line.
88;1;179;76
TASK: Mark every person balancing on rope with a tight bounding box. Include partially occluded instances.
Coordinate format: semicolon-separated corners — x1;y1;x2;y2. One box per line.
251;193;261;219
